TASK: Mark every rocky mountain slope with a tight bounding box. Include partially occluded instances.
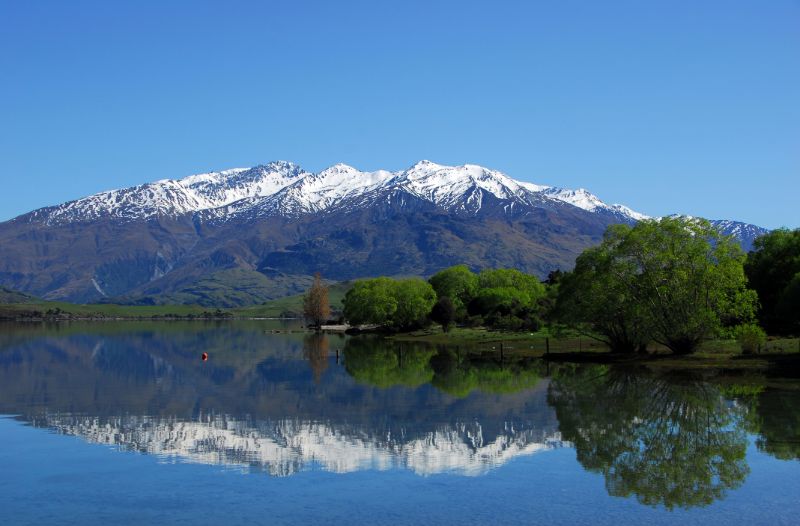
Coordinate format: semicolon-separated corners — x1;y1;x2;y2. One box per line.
0;160;769;304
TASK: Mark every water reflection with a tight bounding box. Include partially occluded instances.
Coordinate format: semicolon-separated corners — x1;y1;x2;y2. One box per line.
1;322;799;509
303;333;330;384
737;387;800;461
31;413;563;477
547;365;749;509
343;338;544;396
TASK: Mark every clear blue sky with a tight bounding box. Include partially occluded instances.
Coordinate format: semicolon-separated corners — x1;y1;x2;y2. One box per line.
1;1;798;228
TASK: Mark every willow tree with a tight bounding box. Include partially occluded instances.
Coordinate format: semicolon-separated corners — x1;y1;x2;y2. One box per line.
557;217;757;355
619;217;757;354
428;265;478;319
342;277;436;330
303;272;330;328
555;240;651;354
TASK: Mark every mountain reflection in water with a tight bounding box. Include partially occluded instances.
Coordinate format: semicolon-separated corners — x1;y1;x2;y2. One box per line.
1;321;798;510
31;414;564;477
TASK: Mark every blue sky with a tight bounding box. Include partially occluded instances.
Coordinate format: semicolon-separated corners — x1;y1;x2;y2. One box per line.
1;0;798;228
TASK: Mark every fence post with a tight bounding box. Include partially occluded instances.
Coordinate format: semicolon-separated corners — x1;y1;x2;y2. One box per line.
546;337;550;356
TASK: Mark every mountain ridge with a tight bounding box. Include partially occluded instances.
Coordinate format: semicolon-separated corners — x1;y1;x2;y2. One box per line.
0;160;769;305
17;160;650;225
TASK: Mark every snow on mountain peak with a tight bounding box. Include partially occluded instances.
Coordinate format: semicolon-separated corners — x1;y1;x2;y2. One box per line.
26;159;650;224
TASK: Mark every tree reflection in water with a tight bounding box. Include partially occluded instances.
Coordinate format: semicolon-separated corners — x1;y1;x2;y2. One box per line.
547;365;749;509
303;333;330;384
752;389;800;461
343;337;436;389
342;338;544;397
429;347;543;397
735;386;800;461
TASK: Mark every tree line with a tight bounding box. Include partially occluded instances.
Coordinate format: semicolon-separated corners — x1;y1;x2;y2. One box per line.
307;217;798;355
341;266;547;333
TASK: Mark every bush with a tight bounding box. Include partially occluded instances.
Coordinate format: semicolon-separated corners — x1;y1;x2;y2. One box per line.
735;323;767;354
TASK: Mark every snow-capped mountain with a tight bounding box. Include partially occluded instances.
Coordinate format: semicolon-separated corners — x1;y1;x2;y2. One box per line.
703;219;768;251
22;160;648;225
0;159;769;304
28;161;310;224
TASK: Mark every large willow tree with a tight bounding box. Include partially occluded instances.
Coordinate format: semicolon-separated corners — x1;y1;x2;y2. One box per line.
557;217;757;355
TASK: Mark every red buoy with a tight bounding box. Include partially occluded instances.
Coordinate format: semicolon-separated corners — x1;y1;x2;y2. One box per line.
201;352;208;362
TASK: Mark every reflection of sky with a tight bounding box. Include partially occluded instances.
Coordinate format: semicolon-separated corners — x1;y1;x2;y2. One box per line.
32;414;565;477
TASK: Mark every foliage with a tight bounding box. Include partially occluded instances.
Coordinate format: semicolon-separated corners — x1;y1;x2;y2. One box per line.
554;240;650;354
430;296;456;332
392;278;438;330
465;269;546;331
342;277;398;326
343;277;436;330
302;272;331;327
477;268;545;297
556;217;757;355
734;323;767;354
744;228;800;335
428;265;478;318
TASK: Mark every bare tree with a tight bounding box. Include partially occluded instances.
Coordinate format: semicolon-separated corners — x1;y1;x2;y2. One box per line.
303;272;330;329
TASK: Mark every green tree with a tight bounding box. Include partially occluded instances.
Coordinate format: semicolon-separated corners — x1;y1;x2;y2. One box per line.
622;218;756;353
467;269;546;330
342;277;398;326
478;268;545;298
342;277;436;330
555;242;651;353
744;228;800;334
428;265;478;318
560;217;757;355
392;278;437;330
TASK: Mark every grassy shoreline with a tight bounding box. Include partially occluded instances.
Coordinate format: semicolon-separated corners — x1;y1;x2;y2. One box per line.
388;327;800;373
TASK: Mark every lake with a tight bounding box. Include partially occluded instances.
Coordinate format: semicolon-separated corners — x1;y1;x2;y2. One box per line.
1;321;798;525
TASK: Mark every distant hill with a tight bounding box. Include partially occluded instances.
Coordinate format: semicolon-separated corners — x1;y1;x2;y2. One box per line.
0;286;36;304
0;160;769;306
235;281;354;318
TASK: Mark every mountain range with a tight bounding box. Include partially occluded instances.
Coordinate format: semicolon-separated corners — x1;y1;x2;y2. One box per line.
0;160;768;305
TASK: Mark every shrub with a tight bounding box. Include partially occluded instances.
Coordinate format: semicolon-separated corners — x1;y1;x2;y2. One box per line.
735;323;767;354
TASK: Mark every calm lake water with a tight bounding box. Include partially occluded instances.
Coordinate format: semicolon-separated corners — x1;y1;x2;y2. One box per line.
1;321;798;525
